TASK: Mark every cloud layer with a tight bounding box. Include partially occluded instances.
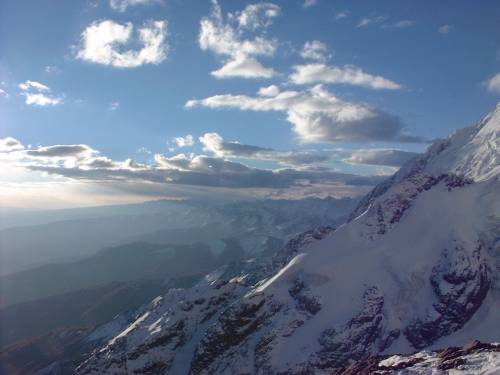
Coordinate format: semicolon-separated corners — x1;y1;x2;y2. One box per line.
199;132;329;166
0;137;382;195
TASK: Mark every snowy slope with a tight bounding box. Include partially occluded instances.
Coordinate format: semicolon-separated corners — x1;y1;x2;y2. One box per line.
76;104;500;374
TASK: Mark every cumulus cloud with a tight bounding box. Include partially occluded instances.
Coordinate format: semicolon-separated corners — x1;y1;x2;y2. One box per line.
75;19;167;68
19;80;50;92
438;24;452;34
186;85;424;144
300;41;330;62
235;2;280;30
343;149;419;167
18;80;62;106
258;84;280;97
199;132;328;166
198;0;279;79
24;94;62;106
109;0;162;12
212;55;276;79
0;88;9;99
484;72;500;94
0;137;24;152
289;63;402;90
174;134;194;147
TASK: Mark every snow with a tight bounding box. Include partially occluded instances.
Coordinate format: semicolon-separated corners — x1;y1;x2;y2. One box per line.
107;311;151;347
377;349;500;374
252;252;307;295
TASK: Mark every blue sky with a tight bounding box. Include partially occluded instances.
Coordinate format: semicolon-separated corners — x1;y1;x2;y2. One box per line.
0;0;499;208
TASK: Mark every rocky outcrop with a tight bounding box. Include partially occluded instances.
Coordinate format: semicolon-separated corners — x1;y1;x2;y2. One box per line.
405;242;490;349
332;341;500;374
312;287;384;369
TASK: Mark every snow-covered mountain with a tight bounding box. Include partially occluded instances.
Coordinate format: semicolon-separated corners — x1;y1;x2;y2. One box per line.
76;104;499;374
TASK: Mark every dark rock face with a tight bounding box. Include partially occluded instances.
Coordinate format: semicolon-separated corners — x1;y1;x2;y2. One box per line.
360;173;473;240
377;329;400;352
189;295;268;374
288;277;322;315
371;173;473;238
405;242;490;349
313;286;384;369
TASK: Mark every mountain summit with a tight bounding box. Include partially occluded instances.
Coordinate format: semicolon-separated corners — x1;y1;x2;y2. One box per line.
77;105;500;374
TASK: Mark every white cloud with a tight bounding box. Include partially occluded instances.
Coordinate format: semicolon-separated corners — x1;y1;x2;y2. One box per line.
109;101;120;111
300;40;330;62
438;24;452;34
343;149;419;167
289;63;402;90
44;66;60;74
485;72;500;94
393;20;415;28
75;19;167;68
258;84;280;97
334;10;350;20
174;134;194;147
137;147;152;155
18;80;62;106
303;0;318;8
199;132;328;166
0;88;9;99
198;0;279;79
24;94;62;106
19;80;49;92
0;137;24;152
109;0;162;12
212;54;276;79
357;15;387;28
186;85;424;144
235;3;280;30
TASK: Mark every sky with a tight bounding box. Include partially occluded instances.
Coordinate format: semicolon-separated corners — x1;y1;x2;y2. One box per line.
0;0;499;208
